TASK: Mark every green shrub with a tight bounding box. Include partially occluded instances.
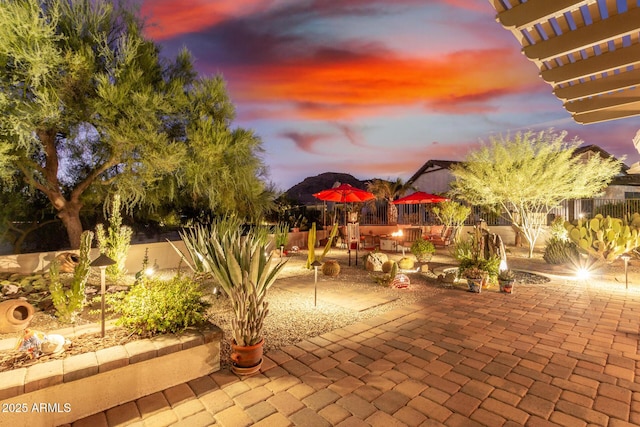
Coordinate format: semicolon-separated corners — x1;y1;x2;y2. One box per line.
108;275;210;336
96;194;133;282
50;231;93;323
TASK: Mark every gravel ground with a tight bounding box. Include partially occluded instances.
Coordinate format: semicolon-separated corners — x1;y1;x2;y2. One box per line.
208;251;450;368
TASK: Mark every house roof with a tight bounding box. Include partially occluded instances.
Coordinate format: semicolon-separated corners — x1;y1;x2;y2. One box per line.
486;1;640;124
573;144;630;172
406;160;459;186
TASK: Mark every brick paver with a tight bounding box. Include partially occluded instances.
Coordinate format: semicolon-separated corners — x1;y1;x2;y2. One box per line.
70;260;640;427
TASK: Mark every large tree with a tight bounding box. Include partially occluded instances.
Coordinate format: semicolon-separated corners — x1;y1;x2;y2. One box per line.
450;129;622;258
0;0;272;249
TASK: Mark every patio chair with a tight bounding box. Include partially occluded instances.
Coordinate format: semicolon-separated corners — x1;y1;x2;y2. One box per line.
429;226;456;247
400;227;422;252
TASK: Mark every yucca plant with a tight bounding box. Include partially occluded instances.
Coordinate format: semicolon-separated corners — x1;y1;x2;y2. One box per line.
181;219;287;346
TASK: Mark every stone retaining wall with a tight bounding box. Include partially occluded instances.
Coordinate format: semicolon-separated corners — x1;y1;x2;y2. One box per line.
0;323;222;427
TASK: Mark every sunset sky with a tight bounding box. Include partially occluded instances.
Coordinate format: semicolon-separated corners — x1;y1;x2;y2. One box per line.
140;0;640;191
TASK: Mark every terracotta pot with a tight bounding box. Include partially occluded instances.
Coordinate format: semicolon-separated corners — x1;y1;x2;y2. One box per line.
467;278;482;293
503;282;514;294
0;299;35;333
415;253;433;263
499;279;515;293
230;338;264;375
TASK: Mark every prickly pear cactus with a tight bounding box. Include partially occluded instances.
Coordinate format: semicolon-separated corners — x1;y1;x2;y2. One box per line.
565;214;640;262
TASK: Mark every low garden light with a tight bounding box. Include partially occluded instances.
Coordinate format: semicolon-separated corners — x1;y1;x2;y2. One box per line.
621;253;631;289
576;267;591;281
312;260;322;307
145;260;159;277
90;253;116;338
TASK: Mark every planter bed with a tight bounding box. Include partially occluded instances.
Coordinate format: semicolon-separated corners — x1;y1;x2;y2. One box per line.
0;322;222;427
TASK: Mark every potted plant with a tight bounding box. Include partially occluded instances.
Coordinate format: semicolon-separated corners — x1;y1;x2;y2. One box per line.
463;267;486;293
498;269;515;293
182;221;287;375
410;236;436;262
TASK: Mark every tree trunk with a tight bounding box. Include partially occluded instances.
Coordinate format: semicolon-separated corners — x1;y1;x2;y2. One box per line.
388;202;398;225
57;202;84;249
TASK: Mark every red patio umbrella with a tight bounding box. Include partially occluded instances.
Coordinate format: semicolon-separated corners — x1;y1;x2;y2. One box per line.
313;183;375;225
392;191;449;205
314;183;376;203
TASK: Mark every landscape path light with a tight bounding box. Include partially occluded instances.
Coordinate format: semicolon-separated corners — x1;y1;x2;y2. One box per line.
621;253;632;289
90;253;116;337
312;260;322;307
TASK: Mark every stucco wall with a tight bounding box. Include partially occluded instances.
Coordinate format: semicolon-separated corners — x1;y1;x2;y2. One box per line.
0;225;550;275
412;169;454;195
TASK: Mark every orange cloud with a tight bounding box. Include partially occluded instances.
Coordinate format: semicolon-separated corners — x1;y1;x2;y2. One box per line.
224;48;541;120
141;0;270;40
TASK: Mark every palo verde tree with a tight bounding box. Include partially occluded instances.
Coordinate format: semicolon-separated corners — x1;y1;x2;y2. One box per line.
0;0;273;249
450;129;622;258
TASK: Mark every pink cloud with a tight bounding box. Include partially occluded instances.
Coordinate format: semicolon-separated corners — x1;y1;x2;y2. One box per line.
278;131;334;153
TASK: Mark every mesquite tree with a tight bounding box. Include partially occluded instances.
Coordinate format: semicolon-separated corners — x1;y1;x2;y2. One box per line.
0;0;272;248
450;129;621;258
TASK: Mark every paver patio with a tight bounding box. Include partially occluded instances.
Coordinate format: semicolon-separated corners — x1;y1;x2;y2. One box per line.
63;265;640;427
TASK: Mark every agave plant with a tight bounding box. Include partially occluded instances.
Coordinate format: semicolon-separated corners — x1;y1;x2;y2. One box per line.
180;218;287;346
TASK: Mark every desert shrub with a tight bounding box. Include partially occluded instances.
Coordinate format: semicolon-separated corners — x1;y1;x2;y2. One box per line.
107;275;210;336
543;216;579;264
49;231;93;323
96;194;133;282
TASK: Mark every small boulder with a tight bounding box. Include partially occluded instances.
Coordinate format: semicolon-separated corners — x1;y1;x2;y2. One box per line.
2;284;19;295
365;252;388;272
441;272;456;283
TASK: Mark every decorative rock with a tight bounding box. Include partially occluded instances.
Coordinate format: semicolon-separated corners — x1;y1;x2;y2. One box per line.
41;334;70;355
391;274;410;289
365;252;388;272
440;272;456;283
419;264;429;273
2;284;19;295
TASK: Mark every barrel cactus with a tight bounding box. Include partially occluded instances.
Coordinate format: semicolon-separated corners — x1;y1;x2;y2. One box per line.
397;257;415;270
322;260;340;277
382;260;396;273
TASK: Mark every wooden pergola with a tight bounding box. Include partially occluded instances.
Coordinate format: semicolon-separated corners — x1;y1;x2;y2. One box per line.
487;0;640;125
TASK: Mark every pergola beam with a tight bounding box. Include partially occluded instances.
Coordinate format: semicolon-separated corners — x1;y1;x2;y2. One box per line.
540;43;640;85
523;8;640;62
554;68;640;101
573;101;640;124
495;0;592;31
564;86;640;114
